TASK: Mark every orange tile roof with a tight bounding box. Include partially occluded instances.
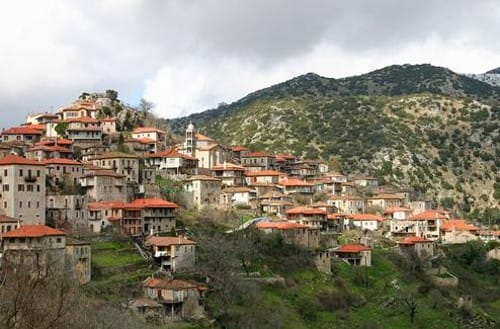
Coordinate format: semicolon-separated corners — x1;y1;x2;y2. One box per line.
256;221;310;230
398;236;433;244
2;225;66;238
0;155;46;166
88;201;126;210
66;116;100;124
410;210;449;221
29;145;72;153
384;207;412;214
336;244;371;253
146;236;196;247
245;170;281;177
42;158;82;166
244;151;274;158
211;162;245;171
127;198;178;209
276;153;296;160
286;207;327;216
101;117;116;122
133;127;165;134
349;213;385;221
195;133;214;142
137;137;156;144
327;213;350;220
90;152;138;160
369;193;404;200
441;219;480;232
329;195;363;201
279;178;313;187
0;214;20;223
143;278;206;290
2;126;44;135
185;175;221;182
231;145;249;152
144;149;197;161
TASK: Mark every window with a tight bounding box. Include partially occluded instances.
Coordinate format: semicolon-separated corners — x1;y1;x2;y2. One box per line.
18;184;24;192
56;238;62;243
19;201;22;208
36;170;40;177
36;185;40;192
27;201;31;208
27;185;33;192
3;169;7;176
19;169;23;176
3;184;9;192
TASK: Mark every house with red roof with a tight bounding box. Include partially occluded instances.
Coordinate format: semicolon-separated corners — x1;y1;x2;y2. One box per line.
1;126;45;143
142;277;207;320
132;127;166;153
441;219;480;244
87;200;125;233
245;170;281;185
349;213;385;231
409;210;450;240
211;162;246;187
101;117;116;134
0;155;46;225
220;186;256;209
145;235;196;272
367;193;406;209
256;220;320;249
61;117;103;144
144;149;198;177
279;177;314;195
230;145;250;163
79;167;127;202
90;151;140;183
327;195;364;214
183;175;222;209
286;206;328;230
332;244;371;266
0;214;21;235
398;236;436;258
26;144;73;160
241;151;277;171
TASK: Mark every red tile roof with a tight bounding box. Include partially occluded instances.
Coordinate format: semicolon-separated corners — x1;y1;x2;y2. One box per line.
144;149;197;161
245;170;281;177
146;236;195;247
256;221;310;230
127;198;178;209
2;225;66;238
410;210;449;221
0;155;46;166
244;151;274;158
279;178;313;187
335;244;371;253
231;145;249;152
398;236;433;245
0;215;20;223
211;162;245;171
441;219;480;232
42;158;82;166
88;201;126;210
133;127;165;134
143;278;207;290
384;207;412;214
286;207;327;216
195;133;214;142
2;126;44;135
349;214;385;222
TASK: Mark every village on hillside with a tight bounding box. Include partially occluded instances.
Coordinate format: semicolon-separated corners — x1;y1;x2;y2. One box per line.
0;95;499;322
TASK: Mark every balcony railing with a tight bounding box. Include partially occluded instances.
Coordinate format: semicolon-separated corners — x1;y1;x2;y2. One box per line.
24;176;37;183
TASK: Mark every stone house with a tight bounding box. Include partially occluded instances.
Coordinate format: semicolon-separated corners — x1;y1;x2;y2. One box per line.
142;277;207;320
90;152;140;183
1;126;44;144
183;175;221;209
285;207;328;230
43;158;84;187
367;193;405;210
279;177;315;195
62;117;103;144
145;236;196;272
241;151;276;171
327;195;364;214
256;221;320;250
220;186;256;209
195;144;227;169
46;194;88;232
0;155;46;225
211;162;246;187
398;236;436;259
80;167;127;202
144;149;198;177
349;213;386;231
0;214;21;235
440;219;480;244
409;210;450;241
245;170;281;185
65;238;91;284
332;244;371;266
87;201;125;233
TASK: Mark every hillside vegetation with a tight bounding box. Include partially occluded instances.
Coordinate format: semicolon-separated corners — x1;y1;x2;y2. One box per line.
165;64;500;214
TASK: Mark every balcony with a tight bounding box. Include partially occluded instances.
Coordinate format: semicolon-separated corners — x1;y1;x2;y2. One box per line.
154;251;170;258
24;175;37;183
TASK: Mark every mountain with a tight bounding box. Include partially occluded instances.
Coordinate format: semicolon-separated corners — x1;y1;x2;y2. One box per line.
486;67;500;74
165;64;500;213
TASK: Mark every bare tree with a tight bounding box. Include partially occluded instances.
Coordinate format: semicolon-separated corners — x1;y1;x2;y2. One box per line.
138;98;155;117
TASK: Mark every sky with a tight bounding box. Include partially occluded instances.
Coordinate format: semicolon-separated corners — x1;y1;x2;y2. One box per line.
0;0;499;126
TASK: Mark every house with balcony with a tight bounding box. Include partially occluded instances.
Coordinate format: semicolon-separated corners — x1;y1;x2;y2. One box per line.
1;126;45;144
440;219;480;244
367;193;405;210
145;236;196;272
279;177;314;195
211;162;246;187
349;213;386;231
245;170;281;185
398;236;436;259
241;151;276;171
62;117;103;144
132;127;166;153
79;168;126;202
142;277;207;320
220;186;256;209
230;145;250;164
256;220;320;250
46;194;88;232
87;201;125;233
332;244;371;266
327;195;364;214
183;175;221;209
89;152;140;183
0;214;21;235
144;149;198;177
0;155;46;225
409;210;450;241
285;207;328;230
